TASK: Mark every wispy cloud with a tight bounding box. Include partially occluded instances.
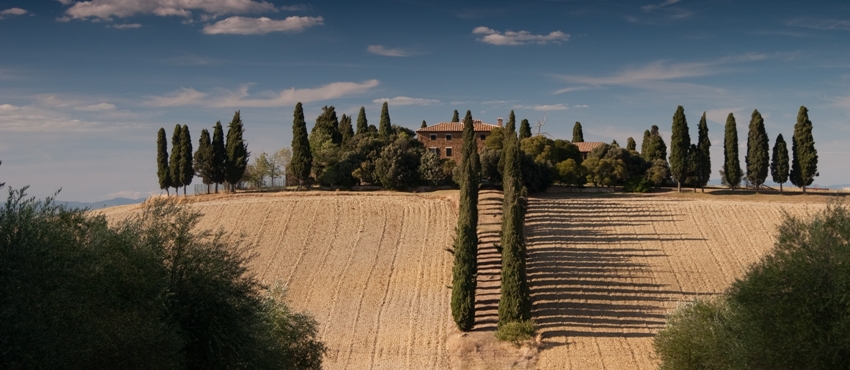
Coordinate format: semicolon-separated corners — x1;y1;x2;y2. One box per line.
202;16;322;35
63;0;277;21
280;4;309;12
367;45;413;57
0;102;137;133
641;0;679;12
372;96;439;106
75;103;116;111
573;104;589;108
109;23;142;29
472;26;569;46
147;80;380;108
513;104;568;111
704;107;745;125
785;17;850;31
628;0;693;24
0;8;27;18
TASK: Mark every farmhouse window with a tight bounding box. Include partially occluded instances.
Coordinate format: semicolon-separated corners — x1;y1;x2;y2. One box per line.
445;147;453;157
429;147;439;156
445;134;452;141
430;134;436;140
480;134;486;140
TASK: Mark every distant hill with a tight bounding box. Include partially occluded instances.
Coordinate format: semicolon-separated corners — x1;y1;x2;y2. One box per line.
58;197;145;210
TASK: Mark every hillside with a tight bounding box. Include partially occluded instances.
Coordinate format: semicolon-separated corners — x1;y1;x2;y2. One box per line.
99;191;829;369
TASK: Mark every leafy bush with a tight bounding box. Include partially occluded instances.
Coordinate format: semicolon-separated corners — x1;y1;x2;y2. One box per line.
494;320;536;346
623;175;652;193
0;188;326;370
654;202;850;370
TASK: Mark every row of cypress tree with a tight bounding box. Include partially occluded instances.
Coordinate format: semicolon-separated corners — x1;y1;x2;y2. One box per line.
156;111;248;195
451;111;481;331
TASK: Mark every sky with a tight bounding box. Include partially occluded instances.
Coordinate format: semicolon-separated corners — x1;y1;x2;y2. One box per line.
1;0;849;202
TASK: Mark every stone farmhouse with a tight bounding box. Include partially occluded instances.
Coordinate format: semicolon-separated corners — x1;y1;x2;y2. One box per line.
416;118;605;163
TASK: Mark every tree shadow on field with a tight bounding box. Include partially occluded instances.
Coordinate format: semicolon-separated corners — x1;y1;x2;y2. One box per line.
525;195;708;342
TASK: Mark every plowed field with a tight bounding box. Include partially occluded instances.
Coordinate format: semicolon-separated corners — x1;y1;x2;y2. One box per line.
99;190;830;369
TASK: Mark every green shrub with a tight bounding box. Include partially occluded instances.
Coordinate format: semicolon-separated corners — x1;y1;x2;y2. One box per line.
623;175;652;193
653;299;745;370
494;320;536;345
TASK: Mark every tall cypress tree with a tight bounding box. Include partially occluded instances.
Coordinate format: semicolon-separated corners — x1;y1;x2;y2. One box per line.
156;127;172;196
355;106;368;135
180;125;194;196
722;113;742;189
626;137;636;152
498;125;530;326
499;110;517;175
669;105;691;192
572;122;584;142
646;125;668;162
290;102;312;189
505;110;516;132
771;133;790;193
420;120;427;128
312;106;341;145
169;124;183;195
696;112;712;192
451;110;480;331
339;114;354;145
379;102;392;139
746;109;769;193
211;121;226;193
224;111;249;192
790;106;818;193
451;110;460;123
194;128;214;194
519;119;531;140
641;129;651;159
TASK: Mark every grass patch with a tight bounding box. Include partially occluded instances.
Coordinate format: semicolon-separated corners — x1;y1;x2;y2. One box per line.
495;320;536;345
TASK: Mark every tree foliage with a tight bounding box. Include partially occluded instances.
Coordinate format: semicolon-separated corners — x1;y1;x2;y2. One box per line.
722;113;743;189
572;122;584;142
290;103;312;189
518;119;531;140
194;128;214;191
355;106;368;135
224;111;249;191
339;113;354;145
790;106;818;192
211;121;227;192
694;113;712;191
626;137;636;151
451;110;459;123
669;105;691;192
771;133;790;192
451;111;479;331
379;102;392;139
169;124;184;194
745;109;770;192
179;125;194;195
374;137;423;190
498;127;531;327
157;127;172;195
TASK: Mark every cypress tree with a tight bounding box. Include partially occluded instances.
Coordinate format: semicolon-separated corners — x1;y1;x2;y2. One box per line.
169;124;183;195
745;109;769;193
505;110;516;132
722;113;742;189
626;137;636;152
498;124;531;326
290;103;312;189
339;114;354;145
519;119;531;140
790;106;818;193
669;105;691;192
572;122;584;142
696;112;712;192
211;121;226;193
312;106;341;145
420;120;427;128
451;110;460;123
499;110;517;175
379;102;392;139
180;125;194;196
355;106;368;135
156;128;172;196
771;133;790;193
194;128;214;194
451;110;480;331
224;111;249;192
647;125;668;162
641;129;651;159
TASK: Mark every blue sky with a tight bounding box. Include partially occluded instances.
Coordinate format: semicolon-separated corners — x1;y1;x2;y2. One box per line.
1;0;849;201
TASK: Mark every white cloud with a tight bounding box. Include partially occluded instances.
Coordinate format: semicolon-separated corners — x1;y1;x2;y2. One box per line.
75;103;116;111
147;80;380;108
704;107;745;125
0;8;27;17
786;17;850;30
573;104;589;108
202;15;322;34
641;0;680;12
512;104;568;111
109;23;142;28
473;26;569;46
367;45;412;57
280;4;309;12
64;0;277;21
372;96;439;106
0;104;125;132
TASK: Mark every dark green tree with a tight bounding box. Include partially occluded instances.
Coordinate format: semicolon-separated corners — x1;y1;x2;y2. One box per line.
499;110;517;174
451;110;459;122
290;103;312;190
339;114;354;145
211;121;227;193
157;128;172;196
644;125;668;162
180;125;194;196
572;122;584;142
224;111;249;192
626;137;636;152
745;109;770;193
374;137;423;190
420;120;427;128
379;102;392;139
311;106;341;145
669;105;690;192
451;110;480;331
519;119;531;140
722;113;742;189
641;129;651;159
771;133;790;193
169;124;184;195
696;112;712;192
355;106;368;135
505;110;516;132
790;106;818;193
194;128;214;194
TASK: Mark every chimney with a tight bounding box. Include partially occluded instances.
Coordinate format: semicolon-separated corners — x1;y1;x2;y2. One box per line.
497;118;503;127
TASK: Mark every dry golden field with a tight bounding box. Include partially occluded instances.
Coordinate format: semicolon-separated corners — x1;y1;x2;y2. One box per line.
99;190;835;369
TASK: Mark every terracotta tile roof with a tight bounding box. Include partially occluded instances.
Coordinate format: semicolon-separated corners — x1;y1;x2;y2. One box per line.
416;121;499;133
574;141;604;153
